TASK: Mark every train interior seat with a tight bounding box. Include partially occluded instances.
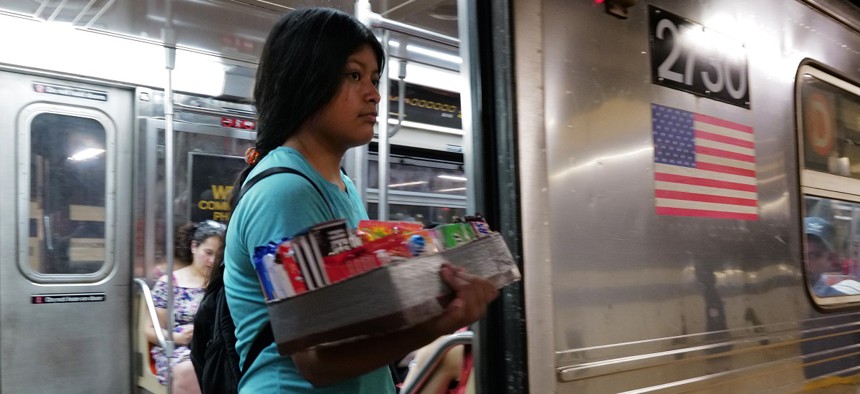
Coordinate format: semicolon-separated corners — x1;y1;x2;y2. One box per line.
402;334;476;394
133;290;166;394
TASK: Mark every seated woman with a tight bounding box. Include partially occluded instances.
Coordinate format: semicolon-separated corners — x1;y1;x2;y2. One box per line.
145;220;225;393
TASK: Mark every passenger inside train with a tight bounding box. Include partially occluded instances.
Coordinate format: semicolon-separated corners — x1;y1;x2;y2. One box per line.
804;217;860;296
400;329;471;394
221;7;498;393
145;220;225;393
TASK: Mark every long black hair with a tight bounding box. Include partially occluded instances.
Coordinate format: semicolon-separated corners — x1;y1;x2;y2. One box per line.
208;7;384;293
244;7;384;182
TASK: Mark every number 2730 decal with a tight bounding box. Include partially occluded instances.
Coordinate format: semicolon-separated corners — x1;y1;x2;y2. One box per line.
648;5;750;109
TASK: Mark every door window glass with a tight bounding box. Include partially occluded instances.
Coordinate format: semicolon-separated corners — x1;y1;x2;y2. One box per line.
368;151;467;196
367;203;466;227
799;73;860;179
803;196;860;298
365;148;467;224
29;113;107;274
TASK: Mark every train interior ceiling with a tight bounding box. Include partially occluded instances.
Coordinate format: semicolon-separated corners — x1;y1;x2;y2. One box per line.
0;0;463;100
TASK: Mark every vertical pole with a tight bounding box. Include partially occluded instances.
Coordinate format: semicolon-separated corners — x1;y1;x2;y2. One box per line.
144;117;157;278
162;0;176;391
458;1;479;218
343;145;369;209
457;0;481;391
377;30;391;221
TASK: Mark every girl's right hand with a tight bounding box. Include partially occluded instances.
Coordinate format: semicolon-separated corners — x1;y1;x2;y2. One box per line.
432;263;499;335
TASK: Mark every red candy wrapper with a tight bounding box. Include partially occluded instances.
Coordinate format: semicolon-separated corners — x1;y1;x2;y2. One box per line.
356;220;423;243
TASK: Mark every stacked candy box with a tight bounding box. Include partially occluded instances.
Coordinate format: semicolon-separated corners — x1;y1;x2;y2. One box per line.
253;217;521;355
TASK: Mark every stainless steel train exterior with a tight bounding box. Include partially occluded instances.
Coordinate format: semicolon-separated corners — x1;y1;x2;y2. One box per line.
507;0;860;392
4;0;860;393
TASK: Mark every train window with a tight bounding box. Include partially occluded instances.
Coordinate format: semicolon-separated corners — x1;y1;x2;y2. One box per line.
25;113;109;276
798;65;860;305
803;196;860;303
367;203;466;227
364;146;467;224
367;150;466;196
132;116;254;282
798;65;860;195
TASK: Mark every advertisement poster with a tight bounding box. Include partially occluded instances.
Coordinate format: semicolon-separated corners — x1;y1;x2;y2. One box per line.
189;153;246;223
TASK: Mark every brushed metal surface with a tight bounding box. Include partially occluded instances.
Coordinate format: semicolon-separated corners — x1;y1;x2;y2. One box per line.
515;0;860;391
513;0;557;392
0;70;132;394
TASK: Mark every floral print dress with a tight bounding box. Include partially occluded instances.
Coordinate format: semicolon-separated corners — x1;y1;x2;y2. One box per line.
150;275;206;385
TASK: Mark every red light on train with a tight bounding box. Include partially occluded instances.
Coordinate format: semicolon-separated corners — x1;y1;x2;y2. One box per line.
221;117;256;130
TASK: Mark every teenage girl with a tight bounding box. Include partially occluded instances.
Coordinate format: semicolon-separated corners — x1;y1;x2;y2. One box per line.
222;7;499;393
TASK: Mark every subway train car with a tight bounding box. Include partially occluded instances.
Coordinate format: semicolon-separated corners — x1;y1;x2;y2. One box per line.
505;0;860;392
4;0;860;393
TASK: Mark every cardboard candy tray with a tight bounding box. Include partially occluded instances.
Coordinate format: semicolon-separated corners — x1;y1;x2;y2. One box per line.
267;232;521;355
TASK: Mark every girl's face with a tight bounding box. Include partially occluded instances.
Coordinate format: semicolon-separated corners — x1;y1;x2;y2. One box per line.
306;44;381;150
191;236;221;276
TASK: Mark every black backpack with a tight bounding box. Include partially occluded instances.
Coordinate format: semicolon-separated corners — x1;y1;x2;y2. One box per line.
190;166;331;394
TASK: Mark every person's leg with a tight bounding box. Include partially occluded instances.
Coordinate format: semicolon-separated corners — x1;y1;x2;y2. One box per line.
424;344;463;394
171;360;202;394
402;335;464;394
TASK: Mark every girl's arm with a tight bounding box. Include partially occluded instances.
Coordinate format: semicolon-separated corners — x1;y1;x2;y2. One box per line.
291;264;499;387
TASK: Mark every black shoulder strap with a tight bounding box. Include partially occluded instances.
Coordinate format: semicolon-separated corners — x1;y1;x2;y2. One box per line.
236;166;334;218
233;166;332;374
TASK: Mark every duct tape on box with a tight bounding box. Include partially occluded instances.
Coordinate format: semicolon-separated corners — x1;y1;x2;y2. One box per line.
267;232;520;355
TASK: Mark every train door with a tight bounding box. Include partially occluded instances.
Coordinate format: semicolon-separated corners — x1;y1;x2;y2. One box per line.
0;71;133;393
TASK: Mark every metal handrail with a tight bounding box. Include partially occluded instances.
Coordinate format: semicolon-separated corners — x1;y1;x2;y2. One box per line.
372;16;459;48
355;0;459;48
388;60;407;138
134;277;174;394
173;102;256;119
400;331;474;394
133;278;167;350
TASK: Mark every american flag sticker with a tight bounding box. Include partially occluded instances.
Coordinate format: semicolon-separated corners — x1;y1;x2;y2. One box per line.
651;104;758;220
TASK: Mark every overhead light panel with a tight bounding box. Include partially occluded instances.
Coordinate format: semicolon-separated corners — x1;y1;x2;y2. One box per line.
437;175;467;181
390;181;428;188
406;44;462;64
68;148;105;161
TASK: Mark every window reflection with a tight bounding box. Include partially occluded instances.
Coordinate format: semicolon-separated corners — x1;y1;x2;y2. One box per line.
29;113;106;274
367;151;466;195
132;127;253;281
367;203;466;227
804;196;860;297
365;147;467;227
